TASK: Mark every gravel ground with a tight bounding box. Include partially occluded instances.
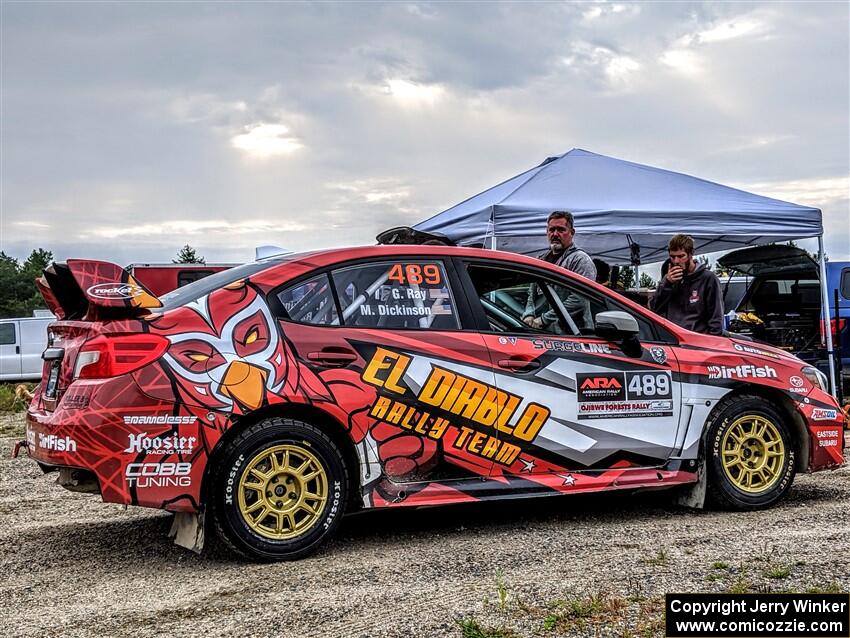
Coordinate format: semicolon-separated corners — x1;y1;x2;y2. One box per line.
1;413;848;638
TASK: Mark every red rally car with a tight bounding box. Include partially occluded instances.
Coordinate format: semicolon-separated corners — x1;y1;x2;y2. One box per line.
22;246;845;560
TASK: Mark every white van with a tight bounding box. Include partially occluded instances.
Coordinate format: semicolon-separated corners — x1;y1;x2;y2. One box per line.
0;315;54;381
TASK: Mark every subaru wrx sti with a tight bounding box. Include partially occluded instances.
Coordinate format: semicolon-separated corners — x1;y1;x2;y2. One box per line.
22;247;845;560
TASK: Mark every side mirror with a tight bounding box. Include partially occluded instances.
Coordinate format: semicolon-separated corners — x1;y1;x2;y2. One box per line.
595;311;642;358
594;311;639;338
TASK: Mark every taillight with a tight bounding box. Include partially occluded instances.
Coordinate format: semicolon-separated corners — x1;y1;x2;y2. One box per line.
74;334;169;379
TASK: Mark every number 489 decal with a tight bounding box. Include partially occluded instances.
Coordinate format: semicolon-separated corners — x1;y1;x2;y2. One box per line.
627;372;671;398
387;263;442;285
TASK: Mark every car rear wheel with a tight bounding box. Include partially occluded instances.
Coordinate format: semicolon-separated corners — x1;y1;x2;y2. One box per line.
212;417;348;561
705;395;796;510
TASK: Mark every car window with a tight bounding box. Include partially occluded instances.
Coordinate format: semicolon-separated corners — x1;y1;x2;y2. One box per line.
330;261;459;330
0;322;15;345
467;263;664;342
277;273;340;326
465;264;602;336
841;268;850;300
177;270;215;288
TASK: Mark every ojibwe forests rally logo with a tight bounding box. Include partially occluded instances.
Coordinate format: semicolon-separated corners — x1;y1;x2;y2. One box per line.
359;347;550;467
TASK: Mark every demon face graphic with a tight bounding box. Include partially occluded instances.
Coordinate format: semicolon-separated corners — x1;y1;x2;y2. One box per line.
150;281;289;413
146;279;441;494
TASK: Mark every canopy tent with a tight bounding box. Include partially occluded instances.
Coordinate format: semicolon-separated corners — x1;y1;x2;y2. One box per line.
412;148;837;394
414;148;822;266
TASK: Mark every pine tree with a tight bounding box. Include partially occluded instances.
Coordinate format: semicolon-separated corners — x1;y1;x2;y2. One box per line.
173;244;206;264
0;249;54;318
638;272;656;289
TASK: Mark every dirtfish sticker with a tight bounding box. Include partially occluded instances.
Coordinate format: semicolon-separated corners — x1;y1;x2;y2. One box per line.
707;365;777;380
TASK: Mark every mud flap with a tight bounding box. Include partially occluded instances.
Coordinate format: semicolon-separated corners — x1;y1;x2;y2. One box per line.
674;459;706;509
169;511;205;554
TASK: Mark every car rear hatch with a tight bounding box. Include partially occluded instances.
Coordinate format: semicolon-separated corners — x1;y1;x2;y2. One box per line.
34;260;164;410
718;245;819;280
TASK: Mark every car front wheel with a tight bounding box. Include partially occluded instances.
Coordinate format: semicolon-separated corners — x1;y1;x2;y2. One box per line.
705;395;796;510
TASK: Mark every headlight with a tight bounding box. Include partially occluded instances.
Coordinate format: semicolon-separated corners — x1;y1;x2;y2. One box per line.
801;366;828;392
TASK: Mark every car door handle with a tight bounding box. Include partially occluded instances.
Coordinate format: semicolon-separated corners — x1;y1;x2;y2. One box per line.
497;357;541;372
307;348;358;366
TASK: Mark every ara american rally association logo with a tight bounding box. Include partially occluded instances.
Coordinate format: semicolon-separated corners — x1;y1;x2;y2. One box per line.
86;282;144;300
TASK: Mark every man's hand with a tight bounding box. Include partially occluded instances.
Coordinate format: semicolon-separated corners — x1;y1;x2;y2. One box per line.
666;265;684;284
523;316;543;329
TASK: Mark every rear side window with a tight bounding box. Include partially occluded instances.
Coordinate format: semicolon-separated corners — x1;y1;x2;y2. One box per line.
842;268;850;300
177;270;215;288
331;261;460;330
277;274;339;326
0;323;16;345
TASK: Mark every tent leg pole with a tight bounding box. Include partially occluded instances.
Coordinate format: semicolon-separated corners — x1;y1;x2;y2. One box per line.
817;235;837;396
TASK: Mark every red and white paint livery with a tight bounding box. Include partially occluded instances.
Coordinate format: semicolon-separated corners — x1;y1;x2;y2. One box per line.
22;247;845;560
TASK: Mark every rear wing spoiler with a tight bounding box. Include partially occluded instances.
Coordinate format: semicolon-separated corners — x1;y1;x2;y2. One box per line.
36;259;162;321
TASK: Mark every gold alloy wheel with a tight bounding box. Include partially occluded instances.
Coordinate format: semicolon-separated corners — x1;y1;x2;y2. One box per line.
720;415;786;493
237;444;328;540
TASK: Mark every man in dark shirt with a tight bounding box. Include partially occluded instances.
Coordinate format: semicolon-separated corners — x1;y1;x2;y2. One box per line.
651;234;723;335
522;211;596;332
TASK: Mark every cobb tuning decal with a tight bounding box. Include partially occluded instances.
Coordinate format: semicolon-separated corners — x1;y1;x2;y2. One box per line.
361;347;549;466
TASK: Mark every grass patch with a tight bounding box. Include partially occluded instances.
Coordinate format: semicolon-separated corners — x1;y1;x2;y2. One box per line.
0;383;34;413
726;574;754;594
495;570;508;611
455;618;519;638
544;592;627;632
765;564;792;580
0;414;26;437
712;561;729;570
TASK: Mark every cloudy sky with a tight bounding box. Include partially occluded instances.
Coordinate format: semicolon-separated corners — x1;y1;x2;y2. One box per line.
2;1;848;268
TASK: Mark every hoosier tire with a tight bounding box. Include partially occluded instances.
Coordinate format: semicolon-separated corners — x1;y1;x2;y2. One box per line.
705;395;796;510
211;418;349;561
